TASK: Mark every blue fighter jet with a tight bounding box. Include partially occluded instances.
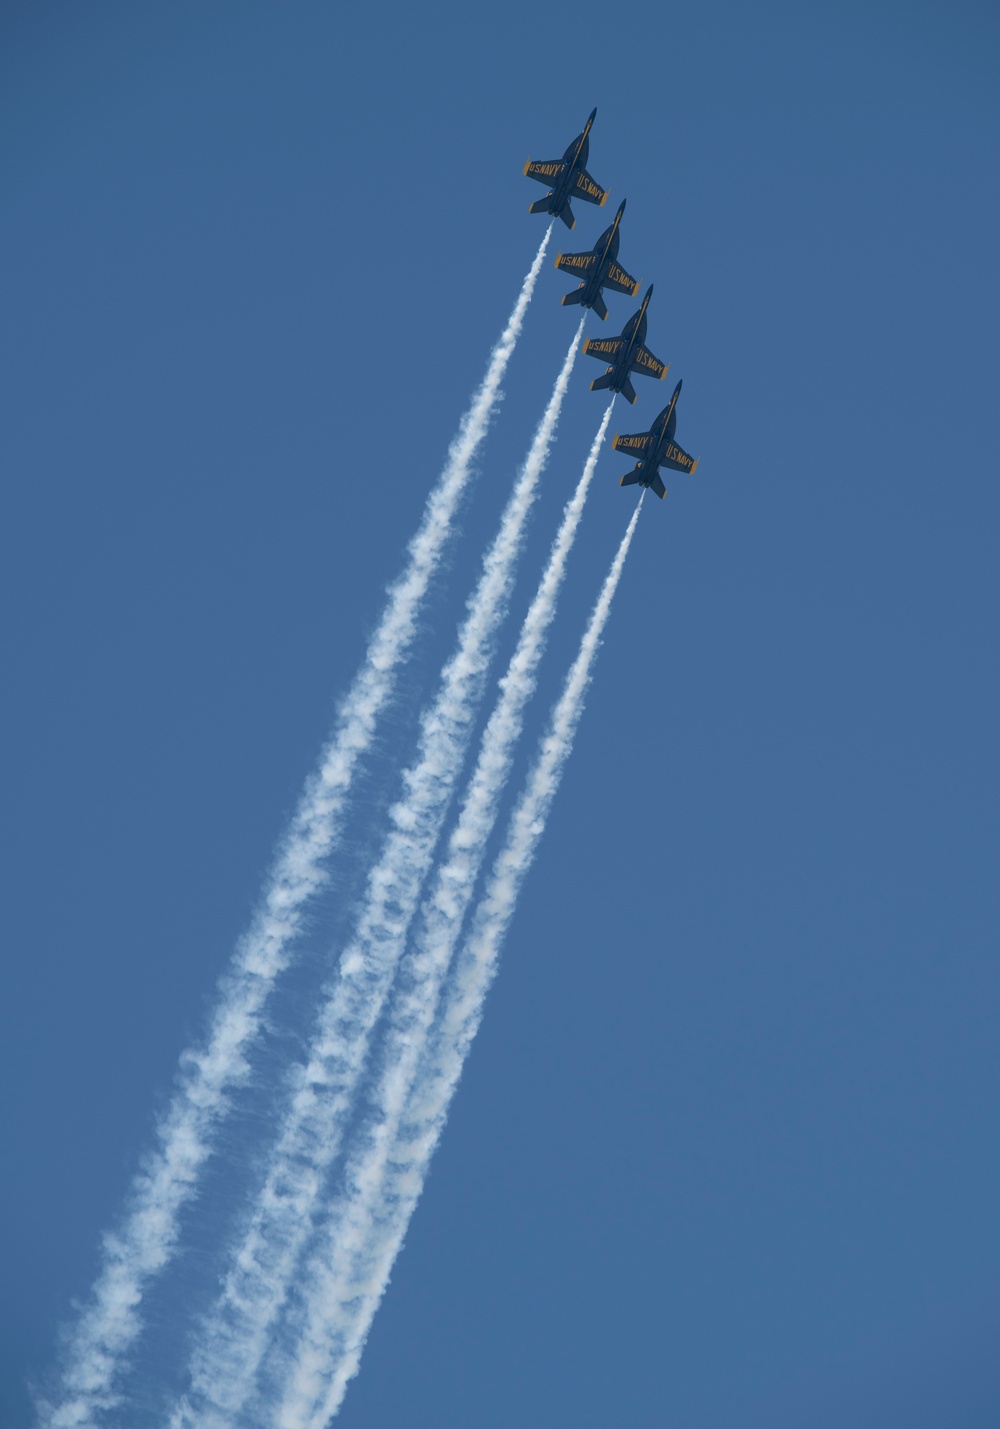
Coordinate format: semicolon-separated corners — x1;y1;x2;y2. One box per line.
523;109;608;230
555;200;639;321
581;285;668;404
613;380;699;500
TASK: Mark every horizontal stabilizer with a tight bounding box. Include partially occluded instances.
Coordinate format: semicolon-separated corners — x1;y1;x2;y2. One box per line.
561;287;584;308
558;203;576;229
619;466;643;487
621;376;637;405
529;196;554;216
650;474;666;499
592;292;608;321
590;372;613;392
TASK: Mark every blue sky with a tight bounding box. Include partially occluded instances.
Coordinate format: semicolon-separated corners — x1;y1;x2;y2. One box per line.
2;2;999;1425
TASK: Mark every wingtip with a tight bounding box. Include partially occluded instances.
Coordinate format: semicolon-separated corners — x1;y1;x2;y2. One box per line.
523;158;531;176
690;460;699;475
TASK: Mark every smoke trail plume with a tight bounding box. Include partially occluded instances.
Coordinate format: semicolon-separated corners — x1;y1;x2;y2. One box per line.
282;494;645;1428
272;403;616;1424
40;233;551;1429
171;322;583;1428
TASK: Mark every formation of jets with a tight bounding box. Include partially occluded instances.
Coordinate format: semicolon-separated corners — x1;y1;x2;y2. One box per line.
524;110;699;500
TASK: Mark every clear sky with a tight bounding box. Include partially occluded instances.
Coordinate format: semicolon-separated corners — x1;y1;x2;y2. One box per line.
2;2;999;1425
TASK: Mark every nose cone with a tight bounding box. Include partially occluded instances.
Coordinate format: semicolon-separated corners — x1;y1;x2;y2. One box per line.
645;283;654;300
674;379;683;395
617;199;627;217
588;107;597;125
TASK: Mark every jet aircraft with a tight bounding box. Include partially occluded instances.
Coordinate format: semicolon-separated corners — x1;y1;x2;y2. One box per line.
582;285;668;403
555;200;639;321
523;109;608;230
613;380;699;500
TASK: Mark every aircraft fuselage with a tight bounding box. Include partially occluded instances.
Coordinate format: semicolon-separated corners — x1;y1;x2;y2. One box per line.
548;124;591;213
608;291;649;385
632;385;684;488
579;208;623;307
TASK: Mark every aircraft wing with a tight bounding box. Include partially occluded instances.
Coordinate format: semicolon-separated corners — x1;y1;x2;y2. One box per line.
556;250;597;279
603;260;640;297
613;431;653;457
659;439;699;475
583;336;623;363
572;167;607;206
632;345;669;381
524;158;567;187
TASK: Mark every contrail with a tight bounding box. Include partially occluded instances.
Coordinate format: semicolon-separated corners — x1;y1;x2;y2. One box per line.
39;232;551;1429
281;494;646;1428
170;322;583;1429
271;402;617;1426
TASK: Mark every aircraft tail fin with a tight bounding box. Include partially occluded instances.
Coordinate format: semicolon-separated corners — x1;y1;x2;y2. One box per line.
619;466;643;488
590;371;613;393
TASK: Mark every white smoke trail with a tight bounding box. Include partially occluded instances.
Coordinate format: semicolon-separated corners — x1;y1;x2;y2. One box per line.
170;322;584;1429
272;402;616;1425
39;233;551;1429
284;493;646;1428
